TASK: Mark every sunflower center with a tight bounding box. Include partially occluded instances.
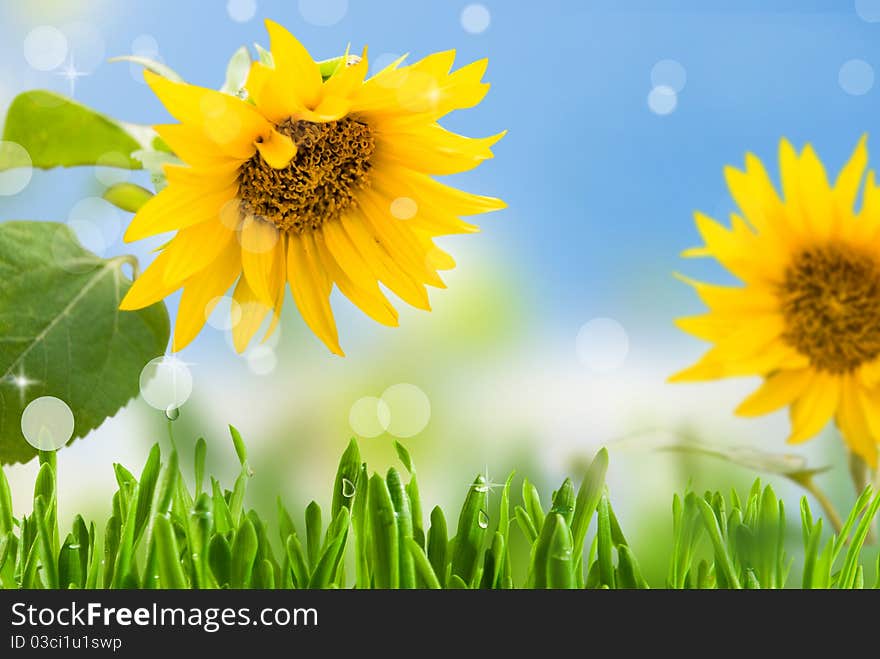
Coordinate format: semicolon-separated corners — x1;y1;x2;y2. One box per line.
237;117;375;233
779;243;880;373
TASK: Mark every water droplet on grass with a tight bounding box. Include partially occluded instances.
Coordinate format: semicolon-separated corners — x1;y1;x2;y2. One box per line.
165;406;180;421
342;477;356;498
478;510;489;529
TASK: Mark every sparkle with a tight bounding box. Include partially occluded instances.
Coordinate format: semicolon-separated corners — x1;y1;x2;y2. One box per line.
471;465;504;495
3;366;40;406
55;55;88;96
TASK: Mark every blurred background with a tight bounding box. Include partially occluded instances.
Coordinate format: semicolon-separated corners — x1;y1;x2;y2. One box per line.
2;0;880;585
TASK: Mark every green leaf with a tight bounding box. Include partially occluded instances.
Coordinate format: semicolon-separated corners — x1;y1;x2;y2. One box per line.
103;182;153;213
545;515;575;589
1;91;145;170
368;473;398;589
0;465;13;535
393;441;416;475
695;495;741;589
108;55;184;83
153;515;188;588
308;509;349;588
208;534;232;588
407;538;441;589
515;505;538;544
571;447;608;560
426;506;448;585
133;444;161;545
550;478;575;528
220;46;251;95
387;468;415;589
331;439;360;519
230;518;258;588
596;496;615;589
305;501;322;569
33;496;59;588
522;479;545;532
229;425;248;467
194;438;207;497
0;222;170;464
284;534;310;589
450;475;488;585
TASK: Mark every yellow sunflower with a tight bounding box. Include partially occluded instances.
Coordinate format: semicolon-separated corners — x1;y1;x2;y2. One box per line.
671;136;880;467
120;20;505;355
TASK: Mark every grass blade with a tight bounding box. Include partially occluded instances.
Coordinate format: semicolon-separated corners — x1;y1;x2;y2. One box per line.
450;475;489;585
368;473;398;588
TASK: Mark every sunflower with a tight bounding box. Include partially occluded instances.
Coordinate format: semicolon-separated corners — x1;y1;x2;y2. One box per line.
671;136;880;467
119;20;505;355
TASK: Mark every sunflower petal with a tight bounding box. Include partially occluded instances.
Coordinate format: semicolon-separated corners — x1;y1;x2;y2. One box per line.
231;276;273;353
838;376;879;467
287;233;343;355
172;240;242;351
264;19;322;108
255;129;296;169
145;70;267;157
240;218;284;306
123;184;237;242
736;369;812;417
315;229;398;327
834;134;868;210
787;373;839;444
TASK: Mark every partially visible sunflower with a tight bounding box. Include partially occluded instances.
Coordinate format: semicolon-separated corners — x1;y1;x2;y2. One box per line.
120;20;505;355
671;136;880;467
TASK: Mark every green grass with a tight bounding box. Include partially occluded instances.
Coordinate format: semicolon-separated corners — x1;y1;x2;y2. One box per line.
1;426;879;589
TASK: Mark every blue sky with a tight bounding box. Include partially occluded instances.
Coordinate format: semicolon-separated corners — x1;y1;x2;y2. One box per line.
3;0;879;350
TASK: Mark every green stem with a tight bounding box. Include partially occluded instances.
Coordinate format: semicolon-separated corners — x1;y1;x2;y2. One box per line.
113;254;140;280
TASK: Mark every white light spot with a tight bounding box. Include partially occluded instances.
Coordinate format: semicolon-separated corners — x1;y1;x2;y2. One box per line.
390;196;418;220
576;317;629;373
839;59;874;96
21;396;74;451
651;59;686;93
381;383;431;439
61;22;105;72
67;220;106;256
238;215;279;253
131;34;159;57
349;396;391;438
0;141;33;196
298;0;348;26
68;196;121;253
246;345;277;375
139;356;193;412
94;151;131;186
461;4;491;34
648;85;678;115
856;0;880;22
206;295;243;331
227;0;257;22
24;26;68;71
